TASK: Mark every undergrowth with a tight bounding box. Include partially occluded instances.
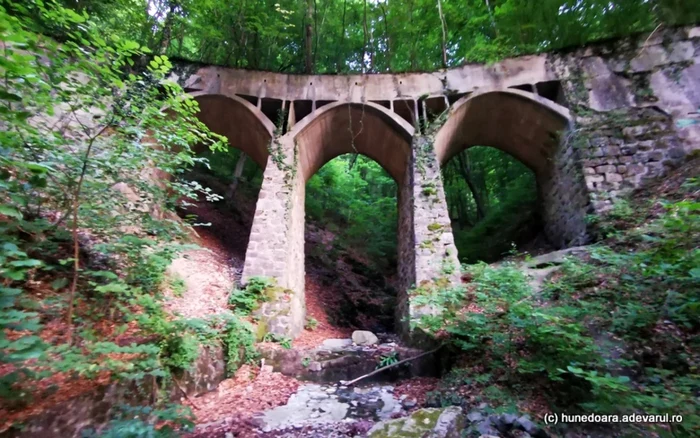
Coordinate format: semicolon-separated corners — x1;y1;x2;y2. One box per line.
418;174;700;437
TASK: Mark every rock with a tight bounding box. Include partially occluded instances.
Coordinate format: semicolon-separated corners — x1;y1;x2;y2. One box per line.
321;338;353;350
259;383;348;429
401;397;417;409
516;415;550;438
467;410;484;423
476;417;500;437
352;330;379;345
495;413;519;432
368;407;465;438
309;361;322;372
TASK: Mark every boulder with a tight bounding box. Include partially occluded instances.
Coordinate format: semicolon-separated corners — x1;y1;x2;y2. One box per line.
352;330;379;346
368;407;465;438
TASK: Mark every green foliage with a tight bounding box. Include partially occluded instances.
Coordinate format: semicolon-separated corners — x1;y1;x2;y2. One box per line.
49;0;700;73
306;154;397;269
228;276;274;315
442;147;539;263
0;0;227;426
84;404;194;437
377;352;399;369
304;317;318;331
167;274;187;298
263;333;292;350
159;332;199;371
420;183;700;436
221;315;258;373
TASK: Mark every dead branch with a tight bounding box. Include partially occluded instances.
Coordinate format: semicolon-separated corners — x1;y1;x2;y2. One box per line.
340;345;442;387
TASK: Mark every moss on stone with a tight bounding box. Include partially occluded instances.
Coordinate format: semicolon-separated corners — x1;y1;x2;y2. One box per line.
255;320;268;341
368;408;444;438
419;240;435;250
427;223;443;232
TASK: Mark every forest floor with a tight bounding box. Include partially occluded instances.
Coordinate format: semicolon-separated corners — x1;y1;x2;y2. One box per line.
168;190;398;434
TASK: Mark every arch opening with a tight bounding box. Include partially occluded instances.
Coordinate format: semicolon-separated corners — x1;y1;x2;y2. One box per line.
176;94;273;284
303;154;399;334
286;102;414;336
435;90;589;258
442;146;543;263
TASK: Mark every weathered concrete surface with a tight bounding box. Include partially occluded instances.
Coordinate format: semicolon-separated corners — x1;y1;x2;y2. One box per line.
176;26;700;339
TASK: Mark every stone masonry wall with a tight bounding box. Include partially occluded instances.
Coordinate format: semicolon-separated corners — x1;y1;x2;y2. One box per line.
554;26;700;211
411;136;460;286
396;136;461;339
242;136;305;337
540;124;591;248
396;158;416;338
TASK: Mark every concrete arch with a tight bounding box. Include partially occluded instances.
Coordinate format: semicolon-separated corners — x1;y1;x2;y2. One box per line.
434;88;588;250
434;89;572;177
287;101;415;184
190;92;275;168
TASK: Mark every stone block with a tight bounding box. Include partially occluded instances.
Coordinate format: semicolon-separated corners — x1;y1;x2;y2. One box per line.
605;173;623;183
595;165;616;174
648;151;664;162
617;165;627;174
629;45;668;72
622;125;648;139
604;146;621;156
668;41;695;63
638;140;654;151
620;145;637;155
669;148;685;159
627;164;645;175
583;158;604;167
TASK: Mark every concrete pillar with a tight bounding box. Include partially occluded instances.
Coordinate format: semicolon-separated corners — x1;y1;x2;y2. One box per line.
397;135;460;341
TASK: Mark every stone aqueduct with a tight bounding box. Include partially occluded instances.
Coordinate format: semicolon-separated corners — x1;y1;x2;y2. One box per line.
172;27;700;339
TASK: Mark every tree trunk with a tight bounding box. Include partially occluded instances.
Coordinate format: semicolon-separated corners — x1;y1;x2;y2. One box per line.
158;1;178;54
436;0;448;68
337;0;348;72
227;152;248;199
409;0;417;70
380;3;391;70
362;0;368;73
305;0;314;73
457;153;486;221
484;0;498;36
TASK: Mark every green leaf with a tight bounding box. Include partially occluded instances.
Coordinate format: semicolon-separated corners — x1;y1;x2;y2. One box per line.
0;205;22;219
51;278;69;290
9;259;43;268
0;90;22;102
